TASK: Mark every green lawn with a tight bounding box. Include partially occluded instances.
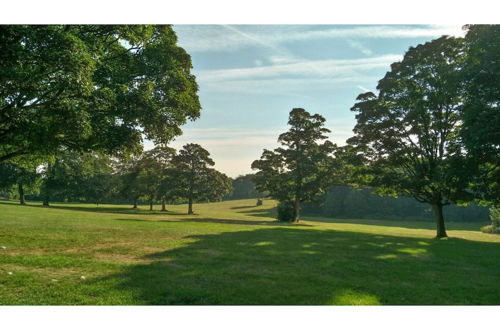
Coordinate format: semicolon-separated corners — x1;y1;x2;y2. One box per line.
1;199;499;305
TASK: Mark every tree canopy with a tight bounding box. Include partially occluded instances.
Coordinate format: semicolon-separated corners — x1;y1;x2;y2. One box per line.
252;108;337;222
461;25;500;207
347;36;474;238
0;25;200;161
171;143;232;214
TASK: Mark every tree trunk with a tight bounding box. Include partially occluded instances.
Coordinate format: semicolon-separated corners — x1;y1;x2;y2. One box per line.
18;183;26;205
188;196;193;215
293;199;300;223
42;189;50;207
132;198;138;209
431;203;448;238
149;199;153;211
161;198;167;212
42;163;51;207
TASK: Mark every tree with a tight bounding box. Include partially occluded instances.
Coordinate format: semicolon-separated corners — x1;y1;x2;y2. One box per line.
139;146;176;211
227;174;264;200
0;161;38;205
79;154;118;205
461;25;500;207
251;108;337;223
118;155;146;209
0;25;200;161
39;151;116;206
347;36;473;238
171;144;231;214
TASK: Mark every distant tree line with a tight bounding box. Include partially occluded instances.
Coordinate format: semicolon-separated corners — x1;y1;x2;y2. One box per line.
224;174;265;200
0;144;232;214
301;185;489;222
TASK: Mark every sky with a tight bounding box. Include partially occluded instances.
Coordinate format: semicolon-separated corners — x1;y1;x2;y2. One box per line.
145;25;466;178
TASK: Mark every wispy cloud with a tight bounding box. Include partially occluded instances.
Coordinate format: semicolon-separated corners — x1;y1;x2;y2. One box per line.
347;40;373;55
174;25;465;53
195;54;401;93
197;54;401;82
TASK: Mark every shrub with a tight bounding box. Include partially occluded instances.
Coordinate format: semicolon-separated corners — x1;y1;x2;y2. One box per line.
480;225;495;234
256;198;263;206
277;200;295;222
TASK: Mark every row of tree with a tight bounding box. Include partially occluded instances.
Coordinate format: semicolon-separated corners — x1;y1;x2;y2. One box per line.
251;25;499;238
0;144;232;214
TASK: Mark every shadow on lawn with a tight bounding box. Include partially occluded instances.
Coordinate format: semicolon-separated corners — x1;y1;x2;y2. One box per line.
234;206;277;219
96;227;500;305
0;201;186;216
303;215;487;231
114;217;312;227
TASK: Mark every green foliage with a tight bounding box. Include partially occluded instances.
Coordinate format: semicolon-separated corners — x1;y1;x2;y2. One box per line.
276;200;295;222
0;159;39;204
39;151;117;205
226;174;263;200
461;25;500;207
170;144;231;213
0;25;200;161
252;108;337;222
480;225;497;234
491;207;500;223
347;36;475;238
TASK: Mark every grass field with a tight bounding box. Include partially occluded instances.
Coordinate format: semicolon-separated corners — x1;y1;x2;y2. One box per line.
1;199;499;305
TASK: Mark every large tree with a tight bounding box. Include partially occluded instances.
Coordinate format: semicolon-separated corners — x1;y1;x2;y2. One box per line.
461;25;500;207
171;143;231;214
0;25;200;161
251;108;337;223
0;160;38;205
347;36;473;238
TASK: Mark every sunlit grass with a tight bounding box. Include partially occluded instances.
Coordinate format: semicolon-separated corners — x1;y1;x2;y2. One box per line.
1;199;499;305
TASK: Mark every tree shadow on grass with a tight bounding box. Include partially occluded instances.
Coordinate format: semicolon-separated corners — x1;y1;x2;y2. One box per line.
4;201;187;216
114;217;312;227
234;206;277;219
303;215;488;231
95;227;500;305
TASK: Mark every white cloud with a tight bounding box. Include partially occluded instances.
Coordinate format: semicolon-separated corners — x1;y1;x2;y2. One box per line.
347;40;373;55
198;54;401;82
174;25;466;53
195;54;401;94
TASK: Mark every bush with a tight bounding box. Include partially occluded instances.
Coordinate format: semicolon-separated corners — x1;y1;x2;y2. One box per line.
482;206;500;234
480;225;495;234
277;200;295;222
256;198;263;206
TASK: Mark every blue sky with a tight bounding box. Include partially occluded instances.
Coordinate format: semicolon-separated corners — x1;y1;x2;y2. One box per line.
147;25;466;177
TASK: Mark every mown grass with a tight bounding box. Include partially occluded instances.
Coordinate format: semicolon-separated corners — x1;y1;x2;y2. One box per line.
1;199;499;305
